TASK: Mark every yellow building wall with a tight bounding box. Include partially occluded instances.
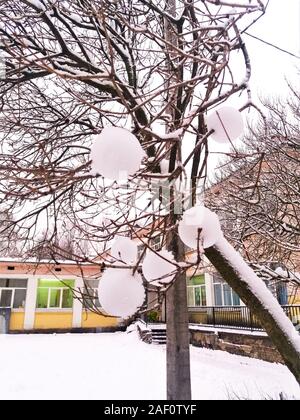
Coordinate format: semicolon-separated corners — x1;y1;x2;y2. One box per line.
81;312;118;328
288;295;300;305
34;312;73;330
9;312;25;331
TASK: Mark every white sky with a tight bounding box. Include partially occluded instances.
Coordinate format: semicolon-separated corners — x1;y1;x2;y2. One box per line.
5;1;300;230
246;0;300;98
207;0;300;175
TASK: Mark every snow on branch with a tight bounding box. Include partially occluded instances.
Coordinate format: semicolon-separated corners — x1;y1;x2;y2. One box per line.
215;236;300;353
204;0;265;10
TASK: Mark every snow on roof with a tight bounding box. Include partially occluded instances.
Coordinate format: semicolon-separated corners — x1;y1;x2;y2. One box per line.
0;257;99;266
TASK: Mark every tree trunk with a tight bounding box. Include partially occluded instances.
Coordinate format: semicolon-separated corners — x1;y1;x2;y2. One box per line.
205;238;300;385
164;0;192;401
166;227;191;400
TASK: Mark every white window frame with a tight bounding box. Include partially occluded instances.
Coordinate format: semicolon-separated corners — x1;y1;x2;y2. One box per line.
213;282;240;307
81;285;101;309
0;288;15;308
0;282;28;310
137;236;161;262
150;236;161;251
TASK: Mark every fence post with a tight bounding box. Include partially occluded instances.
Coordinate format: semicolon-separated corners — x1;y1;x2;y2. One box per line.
249;308;253;332
212;307;216;327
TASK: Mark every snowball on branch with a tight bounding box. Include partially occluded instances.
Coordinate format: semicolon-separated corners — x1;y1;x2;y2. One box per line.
90;127;145;181
98;268;145;318
111;236;137;265
142;249;176;285
206;106;244;143
178;205;223;249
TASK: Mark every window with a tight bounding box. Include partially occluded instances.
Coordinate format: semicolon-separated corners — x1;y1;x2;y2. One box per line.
265;263;289;305
276;283;288;305
0;278;28;309
214;283;223;306
149;235;161;251
213;274;240;306
36;279;74;309
187;275;206;307
82;279;101;309
137;235;161;262
137;244;145;261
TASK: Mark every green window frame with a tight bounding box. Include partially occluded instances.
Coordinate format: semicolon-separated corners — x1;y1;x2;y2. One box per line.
187;275;206;307
36;279;74;309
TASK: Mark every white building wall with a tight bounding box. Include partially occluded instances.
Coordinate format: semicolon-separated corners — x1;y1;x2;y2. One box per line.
72;277;83;328
204;273;214;306
24;276;38;330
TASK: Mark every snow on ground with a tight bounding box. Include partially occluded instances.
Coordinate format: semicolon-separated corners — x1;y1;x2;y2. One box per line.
0;330;299;400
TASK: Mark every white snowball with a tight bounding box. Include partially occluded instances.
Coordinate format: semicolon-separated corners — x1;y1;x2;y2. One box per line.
90;126;145;181
178;205;223;249
181;205;204;226
98;268;145;318
111;236;137;264
206;106;244;143
142;249;176;284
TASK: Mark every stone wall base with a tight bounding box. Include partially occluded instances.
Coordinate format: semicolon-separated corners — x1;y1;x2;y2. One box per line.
190;328;284;364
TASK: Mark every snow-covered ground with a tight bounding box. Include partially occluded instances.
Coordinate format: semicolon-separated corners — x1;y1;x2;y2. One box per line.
0;330;299;400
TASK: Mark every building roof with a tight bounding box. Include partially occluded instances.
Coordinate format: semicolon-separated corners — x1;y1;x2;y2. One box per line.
0;257;99;266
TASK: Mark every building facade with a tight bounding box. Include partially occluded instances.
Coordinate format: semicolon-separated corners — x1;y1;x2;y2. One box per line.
1;250;298;332
0;258;120;333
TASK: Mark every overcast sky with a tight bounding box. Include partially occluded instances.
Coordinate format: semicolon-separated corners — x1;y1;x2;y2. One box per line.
245;0;299;98
207;0;300;174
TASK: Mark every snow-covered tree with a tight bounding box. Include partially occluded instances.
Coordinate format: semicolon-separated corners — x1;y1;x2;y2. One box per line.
207;88;300;288
26;221;90;261
0;210;20;256
0;0;299;397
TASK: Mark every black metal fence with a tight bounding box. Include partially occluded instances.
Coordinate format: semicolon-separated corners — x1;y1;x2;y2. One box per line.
188;305;300;332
